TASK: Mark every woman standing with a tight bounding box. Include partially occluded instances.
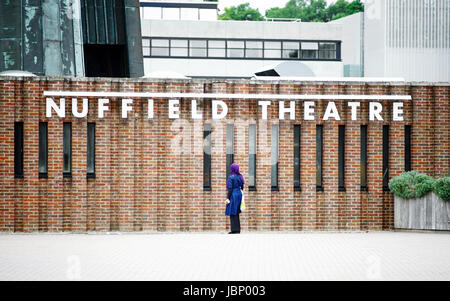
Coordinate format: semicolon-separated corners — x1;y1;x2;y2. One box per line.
225;163;244;234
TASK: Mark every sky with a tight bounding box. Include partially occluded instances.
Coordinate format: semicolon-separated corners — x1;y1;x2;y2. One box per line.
217;0;337;14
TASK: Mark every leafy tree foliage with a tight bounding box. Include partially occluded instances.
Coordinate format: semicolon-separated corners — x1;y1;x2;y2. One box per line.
219;0;364;22
218;3;264;21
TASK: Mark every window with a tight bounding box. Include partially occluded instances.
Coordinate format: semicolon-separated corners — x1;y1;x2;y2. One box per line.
208;40;226;57
316;125;323;191
338;125;345;191
319;42;337;60
227;40;244;58
226;124;234;180
246;41;263;58
248;124;257;191
144;38;340;61
282;41;299;59
293;125;301;191
301;42;318;59
405;125;412;172
189;40;207;57
14;122;24;178
199;8;216;21
143;7;162;19
382;125;390;191
162;7;180;20
203;124;211;190
360;125;368;191
180;8;198;20
87;123;95;178
39;122;48;178
271;124;279;191
264;41;281;58
170;39;188;57
63;122;72;177
151;39;169;56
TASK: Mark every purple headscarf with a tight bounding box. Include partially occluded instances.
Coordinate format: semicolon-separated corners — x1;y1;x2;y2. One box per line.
230;163;244;185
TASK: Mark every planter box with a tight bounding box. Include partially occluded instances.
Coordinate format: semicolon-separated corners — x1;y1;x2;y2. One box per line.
394;193;450;230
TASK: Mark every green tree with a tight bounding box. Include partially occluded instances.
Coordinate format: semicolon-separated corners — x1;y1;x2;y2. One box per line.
346;0;364;15
218;3;264;21
326;0;348;21
265;0;364;22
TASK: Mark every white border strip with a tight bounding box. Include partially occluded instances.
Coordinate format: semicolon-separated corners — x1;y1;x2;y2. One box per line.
252;76;407;82
43;91;412;101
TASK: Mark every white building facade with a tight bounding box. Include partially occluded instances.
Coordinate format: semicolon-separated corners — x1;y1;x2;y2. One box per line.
139;0;449;81
365;0;450;82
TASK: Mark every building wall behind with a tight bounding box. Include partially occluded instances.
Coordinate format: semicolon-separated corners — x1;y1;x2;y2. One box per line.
0;0;84;76
364;0;450;82
0;77;448;232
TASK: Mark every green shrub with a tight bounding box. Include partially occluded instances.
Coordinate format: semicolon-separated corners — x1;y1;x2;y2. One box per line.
432;177;450;201
389;171;434;199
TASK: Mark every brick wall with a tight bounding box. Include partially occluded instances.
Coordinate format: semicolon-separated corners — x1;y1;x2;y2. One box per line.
0;78;448;232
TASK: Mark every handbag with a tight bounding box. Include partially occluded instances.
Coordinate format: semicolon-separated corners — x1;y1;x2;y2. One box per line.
240;189;246;212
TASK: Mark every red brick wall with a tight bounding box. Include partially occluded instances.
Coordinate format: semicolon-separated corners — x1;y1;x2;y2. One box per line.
0;78;448;232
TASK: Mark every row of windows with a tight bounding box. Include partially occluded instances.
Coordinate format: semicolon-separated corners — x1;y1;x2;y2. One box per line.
14;122;412;191
140;6;217;21
143;38;341;61
203;124;413;192
14;122;95;179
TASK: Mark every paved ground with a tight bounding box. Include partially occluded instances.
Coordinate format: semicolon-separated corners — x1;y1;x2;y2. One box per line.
0;231;449;281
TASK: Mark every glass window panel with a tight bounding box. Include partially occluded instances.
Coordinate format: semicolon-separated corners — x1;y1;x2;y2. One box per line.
227;48;244;58
63;122;72;174
203;124;211;190
190;40;206;48
87;123;95;175
264;49;281;58
248;124;256;189
143;7;161;20
208;48;225;57
271;125;279;189
208;40;225;48
301;42;319;50
301;50;318;59
316;125;323;191
199;8;217;21
171;39;188;47
162;7;180;20
142;39;150;47
319;50;336;59
226;124;234;180
264;41;281;49
171;48;188;56
246;41;262;48
151;47;169;56
227;41;244;48
382;125;390;191
338;125;345;190
180;7;198;20
190;48;207;57
142;47;150;56
405;125;412;172
152;39;169;47
39;122;48;174
319;42;336;50
282;49;299;58
293;125;301;190
360;125;368;190
14;122;24;178
283;41;299;49
246;49;263;58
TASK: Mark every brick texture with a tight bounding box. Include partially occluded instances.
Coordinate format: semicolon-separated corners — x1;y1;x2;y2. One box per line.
0;78;448;232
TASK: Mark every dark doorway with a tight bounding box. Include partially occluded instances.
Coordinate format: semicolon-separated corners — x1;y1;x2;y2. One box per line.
83;44;129;77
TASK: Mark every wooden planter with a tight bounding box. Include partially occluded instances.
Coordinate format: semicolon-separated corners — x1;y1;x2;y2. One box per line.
394;193;450;230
